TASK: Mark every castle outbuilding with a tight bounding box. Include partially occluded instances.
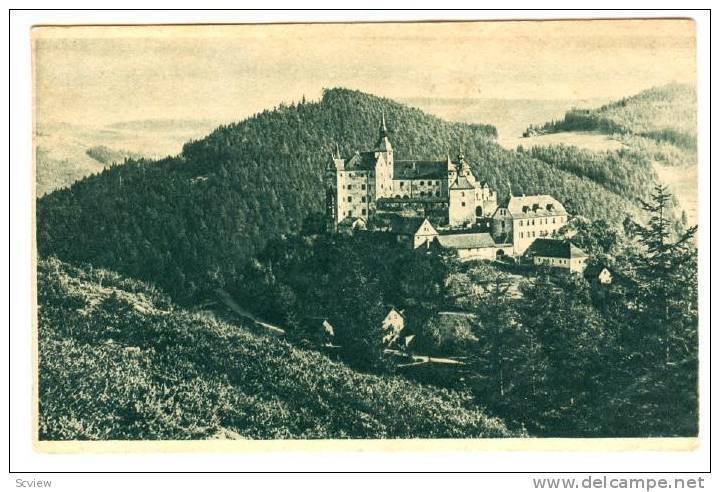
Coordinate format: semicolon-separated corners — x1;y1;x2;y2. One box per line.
491;195;568;255
525;238;588;273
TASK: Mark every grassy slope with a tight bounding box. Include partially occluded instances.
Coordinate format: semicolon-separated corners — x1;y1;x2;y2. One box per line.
38;258;519;440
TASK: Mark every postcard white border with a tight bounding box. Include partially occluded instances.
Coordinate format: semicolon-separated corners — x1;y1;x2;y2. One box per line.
7;7;712;477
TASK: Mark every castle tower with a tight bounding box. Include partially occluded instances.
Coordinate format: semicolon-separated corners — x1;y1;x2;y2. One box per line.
324;149;340;233
374;114;395;198
376;113;393;154
447;154;457;190
458;153;471;176
448;173;477;228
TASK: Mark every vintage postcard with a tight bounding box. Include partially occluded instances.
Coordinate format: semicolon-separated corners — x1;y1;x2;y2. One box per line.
32;18;700;452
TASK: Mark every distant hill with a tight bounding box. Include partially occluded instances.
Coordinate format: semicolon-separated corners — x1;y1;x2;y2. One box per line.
403;96;611;147
85;145;144;165
524;84;697;155
38;258;517;440
35;146;105;198
37;88;649;302
518;84;697;225
35;120;222;196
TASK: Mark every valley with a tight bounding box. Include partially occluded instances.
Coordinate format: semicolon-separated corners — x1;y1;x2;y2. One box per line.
35;119;223;196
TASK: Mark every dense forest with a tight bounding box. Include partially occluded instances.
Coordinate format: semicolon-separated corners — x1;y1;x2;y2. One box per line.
37;88;650;303
38;185;698;438
38;258;518;440
520;145;664;206
35;87;698;439
224;187;698;437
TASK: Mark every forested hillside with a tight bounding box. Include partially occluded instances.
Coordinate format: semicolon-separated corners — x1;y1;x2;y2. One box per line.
518;145;660;206
38;88;651;302
228;188;698;437
35;88;698;439
523;84;697;164
38;258;518;440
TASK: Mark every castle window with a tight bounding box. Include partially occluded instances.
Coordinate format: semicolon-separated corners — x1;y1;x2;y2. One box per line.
520;232;524;238
347;184;352;190
553;218;556;224
361;196;366;203
347;210;352;217
361;184;366;190
361;208;367;215
435;191;441;197
461;202;466;207
400;181;405;188
420;181;424;185
461;192;465;197
519;220;524;226
348;197;352;202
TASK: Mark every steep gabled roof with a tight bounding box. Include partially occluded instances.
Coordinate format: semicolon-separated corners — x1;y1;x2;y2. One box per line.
450;175;475;190
390;216;438;237
526;238;587;259
506;195;566;219
390;216;427;236
343;151;377;171
394;160;447;180
384;306;406;321
436;232;495;249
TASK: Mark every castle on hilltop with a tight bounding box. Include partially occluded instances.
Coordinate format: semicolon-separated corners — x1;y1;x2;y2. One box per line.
324;116;498;232
324;116;578;263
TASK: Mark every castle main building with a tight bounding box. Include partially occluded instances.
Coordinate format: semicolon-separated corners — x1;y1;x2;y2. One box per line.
324;116;574;263
325;117;498;232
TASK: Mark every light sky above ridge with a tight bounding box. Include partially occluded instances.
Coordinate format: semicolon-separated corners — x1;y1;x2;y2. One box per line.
33;19;696;126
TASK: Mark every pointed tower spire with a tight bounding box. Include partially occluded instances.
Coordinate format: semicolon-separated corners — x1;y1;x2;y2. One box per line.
375;113;392;153
335;142;340;159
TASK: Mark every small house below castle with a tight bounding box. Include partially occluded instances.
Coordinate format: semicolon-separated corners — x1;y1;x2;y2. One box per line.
337;216;367;234
525;238;588;273
392;216;439;249
391;216;504;260
382;307;415;349
434;232;498;261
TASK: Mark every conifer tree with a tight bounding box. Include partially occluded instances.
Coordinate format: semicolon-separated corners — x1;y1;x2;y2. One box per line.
611;185;698;436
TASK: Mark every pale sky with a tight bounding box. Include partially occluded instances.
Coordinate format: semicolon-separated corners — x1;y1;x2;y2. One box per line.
33;20;696;126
